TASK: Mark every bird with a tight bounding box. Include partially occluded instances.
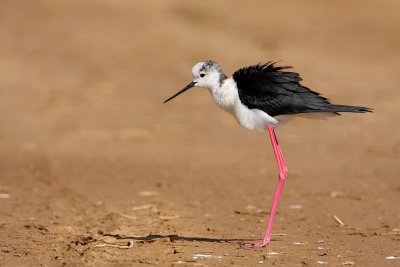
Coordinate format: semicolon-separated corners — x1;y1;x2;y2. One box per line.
163;60;372;249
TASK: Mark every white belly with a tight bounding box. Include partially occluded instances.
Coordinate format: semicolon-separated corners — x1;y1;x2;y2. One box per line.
211;78;278;131
233;103;278;131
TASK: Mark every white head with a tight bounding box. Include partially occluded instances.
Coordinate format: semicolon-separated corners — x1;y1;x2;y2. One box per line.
191;61;226;88
164;61;226;103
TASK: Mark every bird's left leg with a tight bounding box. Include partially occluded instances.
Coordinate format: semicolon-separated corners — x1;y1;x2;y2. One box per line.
245;124;288;249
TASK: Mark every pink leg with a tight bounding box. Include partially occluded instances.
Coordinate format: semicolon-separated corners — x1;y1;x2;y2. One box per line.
245;124;288;249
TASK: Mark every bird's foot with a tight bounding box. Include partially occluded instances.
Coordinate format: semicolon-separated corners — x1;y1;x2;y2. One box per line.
243;241;269;249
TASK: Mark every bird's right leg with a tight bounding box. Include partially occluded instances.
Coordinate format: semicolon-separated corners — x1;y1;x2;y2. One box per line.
245;124;288;249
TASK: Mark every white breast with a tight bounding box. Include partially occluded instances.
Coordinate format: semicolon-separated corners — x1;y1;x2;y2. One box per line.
210;78;278;131
210;78;236;112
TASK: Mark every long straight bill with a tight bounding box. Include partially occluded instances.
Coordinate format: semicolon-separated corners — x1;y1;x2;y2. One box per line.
163;81;197;103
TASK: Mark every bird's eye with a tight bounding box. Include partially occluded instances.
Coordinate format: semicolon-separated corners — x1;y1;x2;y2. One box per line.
200;73;205;77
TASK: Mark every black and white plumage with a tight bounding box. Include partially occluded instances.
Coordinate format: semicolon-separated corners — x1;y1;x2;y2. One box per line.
163;60;372;248
164;61;372;131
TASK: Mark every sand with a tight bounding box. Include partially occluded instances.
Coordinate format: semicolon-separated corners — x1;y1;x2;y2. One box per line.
0;0;399;266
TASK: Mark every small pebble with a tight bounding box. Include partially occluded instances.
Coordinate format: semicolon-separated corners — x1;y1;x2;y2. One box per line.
137;191;159;197
341;261;355;265
293;241;307;245
0;193;10;199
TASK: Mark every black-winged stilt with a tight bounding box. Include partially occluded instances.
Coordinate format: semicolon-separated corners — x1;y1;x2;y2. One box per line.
164;60;372;249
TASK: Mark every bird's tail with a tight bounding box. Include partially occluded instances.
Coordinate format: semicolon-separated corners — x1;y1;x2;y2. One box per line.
323;104;373;114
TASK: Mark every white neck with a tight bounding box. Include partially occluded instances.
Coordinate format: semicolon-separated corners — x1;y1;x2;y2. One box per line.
208;78;237;112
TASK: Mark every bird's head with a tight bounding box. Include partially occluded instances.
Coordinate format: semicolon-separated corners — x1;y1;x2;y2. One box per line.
163;61;226;103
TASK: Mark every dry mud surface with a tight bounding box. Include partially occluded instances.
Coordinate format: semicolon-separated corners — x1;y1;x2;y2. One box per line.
0;1;399;266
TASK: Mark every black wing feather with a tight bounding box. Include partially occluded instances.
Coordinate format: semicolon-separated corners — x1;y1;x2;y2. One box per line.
232;62;372;116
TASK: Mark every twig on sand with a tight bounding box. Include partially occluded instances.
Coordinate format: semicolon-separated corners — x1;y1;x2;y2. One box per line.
95;240;134;249
333;215;345;226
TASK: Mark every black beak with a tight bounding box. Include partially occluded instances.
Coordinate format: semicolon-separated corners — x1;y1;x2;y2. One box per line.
163;81;197;103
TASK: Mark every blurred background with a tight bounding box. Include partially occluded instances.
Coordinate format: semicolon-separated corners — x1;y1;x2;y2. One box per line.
0;0;399;265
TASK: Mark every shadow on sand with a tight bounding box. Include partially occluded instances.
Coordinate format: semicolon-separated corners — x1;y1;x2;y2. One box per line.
103;233;256;243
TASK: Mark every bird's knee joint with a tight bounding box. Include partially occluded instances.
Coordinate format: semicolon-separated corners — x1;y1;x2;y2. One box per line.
279;168;288;180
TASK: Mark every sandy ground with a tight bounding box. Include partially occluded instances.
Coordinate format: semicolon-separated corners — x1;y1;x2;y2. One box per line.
1;0;400;266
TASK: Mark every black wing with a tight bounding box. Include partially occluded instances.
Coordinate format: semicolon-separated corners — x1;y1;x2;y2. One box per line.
232;62;371;116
